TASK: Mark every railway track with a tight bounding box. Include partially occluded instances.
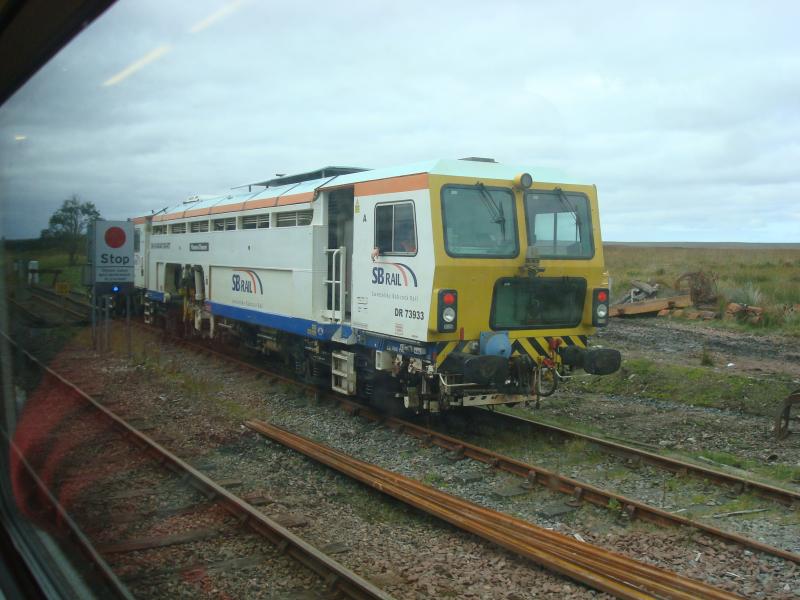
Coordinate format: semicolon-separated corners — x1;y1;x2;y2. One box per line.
246;419;741;600
20;285;91;323
30;283;92;313
145;327;800;568
4;332;392;600
11;295;796;594
466;406;800;506
5;295;50;325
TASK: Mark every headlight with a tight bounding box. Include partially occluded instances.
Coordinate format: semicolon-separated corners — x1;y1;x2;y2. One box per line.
442;307;456;323
596;304;608;319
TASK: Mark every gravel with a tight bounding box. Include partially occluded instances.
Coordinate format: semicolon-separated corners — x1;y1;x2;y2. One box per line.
35;323;799;599
29;329;609;599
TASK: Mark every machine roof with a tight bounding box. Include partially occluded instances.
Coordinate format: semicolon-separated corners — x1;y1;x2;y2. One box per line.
240;166;369;189
143;159;580;221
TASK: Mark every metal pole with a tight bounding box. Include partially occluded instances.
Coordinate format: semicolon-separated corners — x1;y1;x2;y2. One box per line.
126;294;131;358
91;284;97;350
103;296;110;351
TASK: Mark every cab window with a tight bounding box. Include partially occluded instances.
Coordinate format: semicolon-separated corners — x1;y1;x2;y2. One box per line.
524;190;594;259
441;185;518;257
375;201;417;255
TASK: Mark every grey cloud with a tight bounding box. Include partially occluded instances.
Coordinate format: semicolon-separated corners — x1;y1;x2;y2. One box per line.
1;0;799;241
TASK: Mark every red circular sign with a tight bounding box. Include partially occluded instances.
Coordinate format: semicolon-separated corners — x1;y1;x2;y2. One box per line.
105;226;126;248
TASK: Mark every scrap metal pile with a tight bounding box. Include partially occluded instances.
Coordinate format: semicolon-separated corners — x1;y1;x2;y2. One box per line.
609;272;716;319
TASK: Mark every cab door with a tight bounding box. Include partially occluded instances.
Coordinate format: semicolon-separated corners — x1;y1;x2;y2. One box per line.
324;188;354;322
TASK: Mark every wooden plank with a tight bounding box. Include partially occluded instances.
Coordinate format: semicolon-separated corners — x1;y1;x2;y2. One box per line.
610;294;692;317
240;492;275;506
97;527;222;554
121;554;268;582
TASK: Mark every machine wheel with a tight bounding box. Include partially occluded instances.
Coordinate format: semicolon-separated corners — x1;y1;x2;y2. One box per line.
775;390;800;440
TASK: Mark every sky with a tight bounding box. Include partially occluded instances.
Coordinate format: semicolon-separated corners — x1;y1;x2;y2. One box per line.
1;0;799;242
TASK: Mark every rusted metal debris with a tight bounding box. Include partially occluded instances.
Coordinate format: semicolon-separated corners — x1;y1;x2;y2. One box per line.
675;271;719;306
610;271;722;319
247;419;742;600
775;390;800;440
622;280;661;303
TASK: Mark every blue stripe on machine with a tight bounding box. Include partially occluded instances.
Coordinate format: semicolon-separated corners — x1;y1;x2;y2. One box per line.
208;301;436;359
208;301;339;340
145;290;165;302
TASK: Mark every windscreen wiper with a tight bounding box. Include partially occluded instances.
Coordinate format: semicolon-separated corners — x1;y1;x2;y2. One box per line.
554;187;580;228
476;182;506;238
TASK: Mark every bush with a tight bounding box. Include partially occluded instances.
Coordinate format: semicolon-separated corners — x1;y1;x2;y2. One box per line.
723;282;763;306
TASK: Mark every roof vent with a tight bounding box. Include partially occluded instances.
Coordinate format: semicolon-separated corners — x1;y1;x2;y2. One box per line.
247;166;371;189
459;156;497;163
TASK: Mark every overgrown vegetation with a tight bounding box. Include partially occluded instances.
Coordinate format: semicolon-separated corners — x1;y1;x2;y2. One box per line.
605;244;800;334
4;195;100;292
40;196;100;265
573;357;794;417
4;248;87;292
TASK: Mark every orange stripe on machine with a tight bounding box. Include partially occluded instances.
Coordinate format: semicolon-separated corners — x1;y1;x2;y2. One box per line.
354;173;428;197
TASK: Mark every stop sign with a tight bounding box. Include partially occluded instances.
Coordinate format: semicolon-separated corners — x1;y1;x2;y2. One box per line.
91;220;134;285
105;226;126;248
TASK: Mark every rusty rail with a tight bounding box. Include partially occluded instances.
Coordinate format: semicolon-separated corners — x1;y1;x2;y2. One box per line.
27;287;90;321
248;419;742;600
347;400;800;566
30;284;92;311
1;426;135;599
139;326;800;566
6;296;50;325
470;407;800;506
150;323;800;506
5;333;392;600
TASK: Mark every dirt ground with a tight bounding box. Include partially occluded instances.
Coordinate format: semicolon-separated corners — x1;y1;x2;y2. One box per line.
538;317;800;477
596;317;800;379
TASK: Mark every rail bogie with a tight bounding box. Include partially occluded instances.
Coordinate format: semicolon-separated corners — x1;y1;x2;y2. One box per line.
133;159;620;412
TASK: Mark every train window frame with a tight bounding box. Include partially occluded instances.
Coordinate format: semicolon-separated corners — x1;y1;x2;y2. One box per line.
374;200;417;256
212;217;236;231
190;220;210;233
276;209;313;227
523;189;595;260
241;214;270;229
440;184;519;259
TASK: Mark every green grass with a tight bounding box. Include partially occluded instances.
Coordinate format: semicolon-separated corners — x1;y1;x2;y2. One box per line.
604;245;800;334
708;493;764;516
575;357;794;417
421;472;445;486
5;247;87;294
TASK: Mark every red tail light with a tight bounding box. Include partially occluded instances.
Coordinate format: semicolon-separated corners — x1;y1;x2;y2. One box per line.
437;289;457;332
593;288;609;327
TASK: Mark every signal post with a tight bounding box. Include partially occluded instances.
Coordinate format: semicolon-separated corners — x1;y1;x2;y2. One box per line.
87;221;134;352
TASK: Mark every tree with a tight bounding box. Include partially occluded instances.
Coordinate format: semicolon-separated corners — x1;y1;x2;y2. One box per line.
42;195;101;265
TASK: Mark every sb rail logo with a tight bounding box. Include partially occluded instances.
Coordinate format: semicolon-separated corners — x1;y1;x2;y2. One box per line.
371;262;418;288
231;270;263;294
